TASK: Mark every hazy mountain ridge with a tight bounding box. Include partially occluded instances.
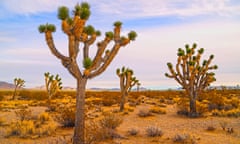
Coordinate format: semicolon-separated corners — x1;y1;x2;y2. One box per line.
0;81;15;89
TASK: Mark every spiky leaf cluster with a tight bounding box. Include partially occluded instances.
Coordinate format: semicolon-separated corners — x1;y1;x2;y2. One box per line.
45;72;62;99
165;43;218;93
128;31;137;41
38;24;56;33
83;58;92;69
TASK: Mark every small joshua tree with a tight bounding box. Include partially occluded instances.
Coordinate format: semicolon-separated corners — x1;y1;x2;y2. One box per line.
165;43;217;117
137;82;141;92
38;2;137;144
12;78;25;100
44;72;62;106
116;67;139;112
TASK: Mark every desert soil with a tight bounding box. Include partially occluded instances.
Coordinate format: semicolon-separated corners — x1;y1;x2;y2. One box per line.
0;104;240;144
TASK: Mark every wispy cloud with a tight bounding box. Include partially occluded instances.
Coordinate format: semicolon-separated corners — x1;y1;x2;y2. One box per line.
1;0;239;18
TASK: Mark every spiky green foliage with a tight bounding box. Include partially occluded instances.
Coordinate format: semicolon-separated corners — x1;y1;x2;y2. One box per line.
46;24;56;32
95;30;101;36
44;72;62;106
38;25;46;33
128;31;137;41
165;43;218;117
105;31;114;39
12;78;25;100
84;25;95;35
83;58;92;69
114;21;122;27
80;8;90;20
117;66;139;111
58;6;69;20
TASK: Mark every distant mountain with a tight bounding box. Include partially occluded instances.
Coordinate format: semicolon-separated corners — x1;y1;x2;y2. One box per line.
0;81;15;89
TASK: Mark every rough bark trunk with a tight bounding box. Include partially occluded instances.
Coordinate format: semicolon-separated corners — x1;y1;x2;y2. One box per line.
12;86;18;100
119;91;126;112
73;78;87;144
189;92;198;117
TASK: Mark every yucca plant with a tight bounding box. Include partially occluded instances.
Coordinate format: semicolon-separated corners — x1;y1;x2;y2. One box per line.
165;43;218;117
116;67;139;111
38;2;137;144
12;78;25;100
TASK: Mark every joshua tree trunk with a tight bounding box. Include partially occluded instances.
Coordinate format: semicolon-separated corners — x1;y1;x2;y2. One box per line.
73;78;87;144
12;86;18;100
120;91;127;112
117;67;139;112
189;92;197;117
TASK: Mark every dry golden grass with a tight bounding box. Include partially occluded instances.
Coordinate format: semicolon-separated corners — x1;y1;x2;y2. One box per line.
0;89;239;143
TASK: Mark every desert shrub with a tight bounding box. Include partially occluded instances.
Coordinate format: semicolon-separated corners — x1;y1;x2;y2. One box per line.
212;109;240;117
149;106;166;114
146;126;163;137
0;95;4;101
99;112;123;129
196;101;209;115
15;108;32;121
38;112;51;124
86;115;123;144
35;120;57;136
230;97;239;108
219;120;229;131
127;128;139;136
176;97;189;116
8;120;35;138
206;125;216;131
138;108;152;117
0;117;6;126
57;105;75;127
102;98;117;106
86;97;103;105
19;90;47;100
172;133;197;144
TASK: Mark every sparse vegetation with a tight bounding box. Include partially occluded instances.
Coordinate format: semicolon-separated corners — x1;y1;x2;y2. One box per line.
0;89;240;143
138;108;152;117
146;125;163;137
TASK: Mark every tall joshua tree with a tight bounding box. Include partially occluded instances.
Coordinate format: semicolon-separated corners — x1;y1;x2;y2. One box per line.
12;78;25;100
165;43;217;117
38;2;137;144
44;72;62;106
116;67;139;112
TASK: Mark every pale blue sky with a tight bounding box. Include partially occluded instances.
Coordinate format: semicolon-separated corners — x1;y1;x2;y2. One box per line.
0;0;240;89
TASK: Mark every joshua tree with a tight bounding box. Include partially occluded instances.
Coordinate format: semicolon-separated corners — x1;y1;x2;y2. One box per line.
116;67;139;112
12;78;25;100
44;72;62;106
38;2;137;144
165;43;217;117
137;82;141;92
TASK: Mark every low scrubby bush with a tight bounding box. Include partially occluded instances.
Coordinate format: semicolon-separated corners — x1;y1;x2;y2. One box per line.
149;106;166;114
146;126;163;137
127;128;139;136
172;133;197;143
57;105;75;127
99;112;123;129
138;108;152;117
15;108;32;121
